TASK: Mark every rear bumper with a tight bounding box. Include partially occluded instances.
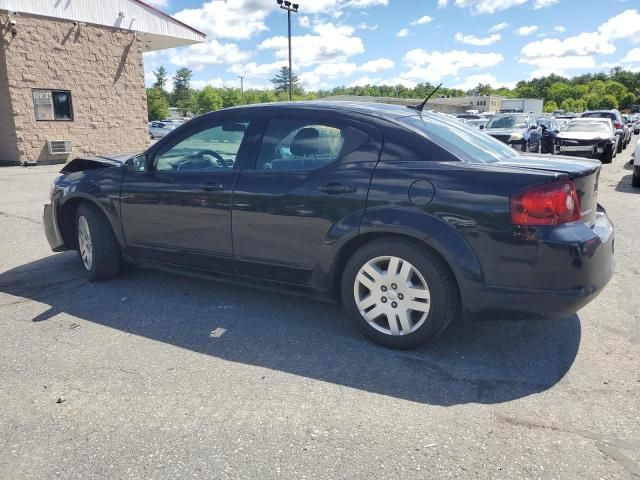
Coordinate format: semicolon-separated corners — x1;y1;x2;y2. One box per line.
465;208;615;320
43;203;68;252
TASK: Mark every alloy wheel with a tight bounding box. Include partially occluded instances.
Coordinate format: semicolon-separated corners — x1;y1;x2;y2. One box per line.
353;256;431;336
77;215;93;270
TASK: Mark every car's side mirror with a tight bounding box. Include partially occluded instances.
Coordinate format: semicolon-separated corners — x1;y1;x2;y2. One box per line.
129;154;148;173
554;129;560;134
479;125;485;130
530;125;538;130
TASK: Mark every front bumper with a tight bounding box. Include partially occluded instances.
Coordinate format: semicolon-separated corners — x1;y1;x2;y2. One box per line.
43;203;68;252
465;208;615;320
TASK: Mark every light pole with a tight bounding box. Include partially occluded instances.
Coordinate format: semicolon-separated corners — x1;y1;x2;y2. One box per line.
238;75;244;102
276;0;299;101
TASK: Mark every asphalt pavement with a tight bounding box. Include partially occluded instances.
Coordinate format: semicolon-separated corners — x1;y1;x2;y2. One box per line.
0;142;639;479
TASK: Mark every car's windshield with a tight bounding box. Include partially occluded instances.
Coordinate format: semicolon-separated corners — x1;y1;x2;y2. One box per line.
564;121;610;133
537;118;554;128
400;113;518;164
485;115;529;129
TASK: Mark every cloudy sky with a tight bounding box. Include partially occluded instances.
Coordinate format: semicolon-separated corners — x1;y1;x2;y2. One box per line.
142;0;640;91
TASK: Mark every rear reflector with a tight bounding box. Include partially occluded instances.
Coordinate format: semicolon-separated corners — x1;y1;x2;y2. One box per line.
510;180;581;226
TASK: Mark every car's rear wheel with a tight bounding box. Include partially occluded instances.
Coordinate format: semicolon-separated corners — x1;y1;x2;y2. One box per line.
616;137;623;153
601;145;614;164
75;203;121;281
632;171;640;188
341;239;458;349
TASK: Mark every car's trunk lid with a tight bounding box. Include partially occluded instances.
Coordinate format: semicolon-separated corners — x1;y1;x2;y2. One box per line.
496;154;601;226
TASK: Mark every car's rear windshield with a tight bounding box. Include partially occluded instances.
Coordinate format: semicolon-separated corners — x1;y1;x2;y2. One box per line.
485;115;529;129
565;121;610;133
582;112;615;120
399;114;518;164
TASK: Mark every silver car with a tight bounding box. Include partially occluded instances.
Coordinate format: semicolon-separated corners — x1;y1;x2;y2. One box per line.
148;121;177;139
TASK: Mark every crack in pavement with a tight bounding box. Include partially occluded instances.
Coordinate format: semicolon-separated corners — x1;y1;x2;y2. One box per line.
0;210;41;225
498;415;640;478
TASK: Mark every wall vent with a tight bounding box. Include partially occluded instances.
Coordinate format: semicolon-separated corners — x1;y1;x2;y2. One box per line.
47;140;72;155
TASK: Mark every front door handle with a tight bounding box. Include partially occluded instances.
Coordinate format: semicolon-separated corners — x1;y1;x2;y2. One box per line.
200;182;228;191
318;183;356;194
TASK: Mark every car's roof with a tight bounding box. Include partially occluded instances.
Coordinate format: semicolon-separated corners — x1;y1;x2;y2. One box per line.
222;100;422;120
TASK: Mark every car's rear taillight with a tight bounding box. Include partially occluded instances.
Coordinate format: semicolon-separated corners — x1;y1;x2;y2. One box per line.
613;121;622;129
510;180;581;226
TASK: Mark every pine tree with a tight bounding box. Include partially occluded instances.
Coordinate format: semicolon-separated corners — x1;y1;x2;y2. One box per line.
270;66;303;95
152;66;168;90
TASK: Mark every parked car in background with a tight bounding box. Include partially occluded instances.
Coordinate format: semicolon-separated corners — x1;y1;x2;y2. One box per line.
148;121;178;139
581;109;630;153
633;137;640;188
484;113;543;152
555;118;617;163
43;102;614;350
536;117;560;154
465;119;488;130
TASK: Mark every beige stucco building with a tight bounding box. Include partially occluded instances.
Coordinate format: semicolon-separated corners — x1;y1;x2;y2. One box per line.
0;0;204;165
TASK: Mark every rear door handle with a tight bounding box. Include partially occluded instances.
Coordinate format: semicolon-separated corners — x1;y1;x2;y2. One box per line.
200;182;228;191
318;183;356;194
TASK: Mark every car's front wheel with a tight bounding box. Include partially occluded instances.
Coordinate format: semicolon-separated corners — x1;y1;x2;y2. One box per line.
341;239;459;349
76;203;121;281
617;137;623;153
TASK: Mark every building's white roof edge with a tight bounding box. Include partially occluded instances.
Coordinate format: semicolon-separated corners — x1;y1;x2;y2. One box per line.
0;0;205;50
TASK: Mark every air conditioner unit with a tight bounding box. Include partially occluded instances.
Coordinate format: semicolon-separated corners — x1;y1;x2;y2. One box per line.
47;140;72;155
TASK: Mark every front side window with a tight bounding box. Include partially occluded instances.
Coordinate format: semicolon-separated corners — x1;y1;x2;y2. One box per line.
154;121;249;172
256;119;360;171
33;89;73;121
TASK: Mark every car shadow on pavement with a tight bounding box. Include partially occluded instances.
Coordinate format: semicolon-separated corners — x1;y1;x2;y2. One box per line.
615;173;639;193
0;252;581;406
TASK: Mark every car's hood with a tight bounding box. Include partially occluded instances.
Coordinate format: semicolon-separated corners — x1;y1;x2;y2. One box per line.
557;132;610;141
60;152;138;173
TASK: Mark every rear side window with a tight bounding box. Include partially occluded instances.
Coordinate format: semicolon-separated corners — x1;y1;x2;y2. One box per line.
256;118;368;171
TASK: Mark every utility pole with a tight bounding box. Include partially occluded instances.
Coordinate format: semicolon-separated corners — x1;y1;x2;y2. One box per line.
276;1;299;101
238;75;244;102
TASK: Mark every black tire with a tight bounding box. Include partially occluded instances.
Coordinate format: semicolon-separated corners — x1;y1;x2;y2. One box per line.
341;238;459;349
601;146;614;164
75;203;121;281
617;137;623;153
632;172;640;188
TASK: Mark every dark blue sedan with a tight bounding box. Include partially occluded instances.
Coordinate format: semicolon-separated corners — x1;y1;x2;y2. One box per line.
44;102;614;349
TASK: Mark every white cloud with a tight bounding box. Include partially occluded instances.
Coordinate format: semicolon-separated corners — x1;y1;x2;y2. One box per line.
453;74;516;91
489;22;509;33
298;16;310;28
401;49;503;83
554;25;566;33
397;28;410;38
453;0;527;14
455;32;501;46
438;0;448;7
515;25;538;36
360;58;395;72
348;0;389;6
143;0;169;7
621;48;640;64
520;55;596;77
356;22;379;30
521;32;615;59
598;9;640;40
144;72;156;85
410;16;433;26
228;61;284;77
312;62;358;77
533;0;559;9
258;23;364;67
174;0;273;40
170;39;251;67
348;75;380;87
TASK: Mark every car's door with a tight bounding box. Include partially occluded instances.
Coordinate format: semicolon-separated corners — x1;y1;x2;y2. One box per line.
120;115;255;272
231;113;382;286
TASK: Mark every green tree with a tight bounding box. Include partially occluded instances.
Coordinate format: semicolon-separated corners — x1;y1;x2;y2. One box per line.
547;82;574;106
270;66;303;95
620;92;637;111
146;87;169;121
172;67;193;115
193;86;223;114
153;66;168;90
543;100;559;113
220;87;243;108
599;94;619;110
